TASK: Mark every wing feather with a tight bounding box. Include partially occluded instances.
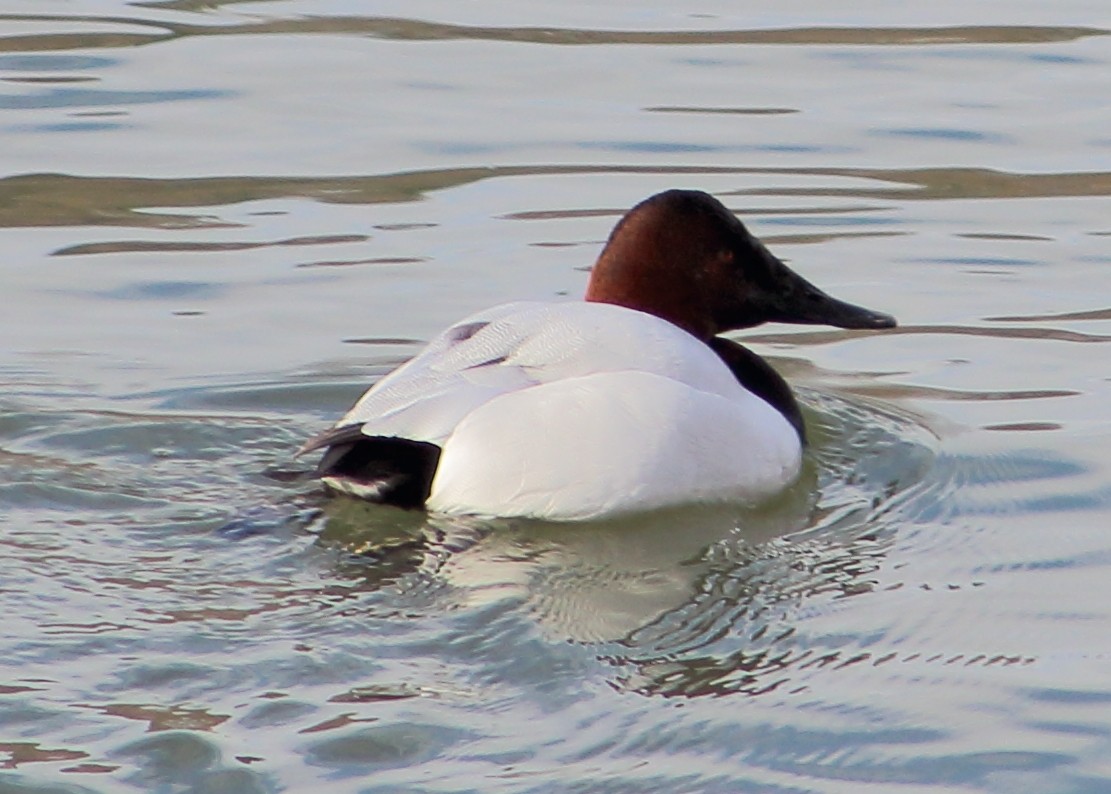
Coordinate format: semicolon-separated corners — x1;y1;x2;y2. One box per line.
326;301;741;446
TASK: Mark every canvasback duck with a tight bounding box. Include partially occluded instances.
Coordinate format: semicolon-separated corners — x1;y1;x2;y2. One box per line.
299;189;895;521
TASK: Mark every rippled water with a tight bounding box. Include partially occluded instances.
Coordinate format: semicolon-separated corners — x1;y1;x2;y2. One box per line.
2;1;1111;792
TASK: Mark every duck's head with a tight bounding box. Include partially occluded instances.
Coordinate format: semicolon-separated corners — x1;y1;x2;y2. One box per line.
585;189;896;339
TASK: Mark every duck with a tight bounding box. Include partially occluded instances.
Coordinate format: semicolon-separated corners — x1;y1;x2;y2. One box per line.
299;189;895;521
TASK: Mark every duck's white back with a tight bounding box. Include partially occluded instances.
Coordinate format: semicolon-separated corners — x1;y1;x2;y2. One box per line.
340;301;742;443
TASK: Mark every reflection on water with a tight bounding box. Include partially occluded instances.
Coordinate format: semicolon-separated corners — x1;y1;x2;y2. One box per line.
3;166;1109;229
0;12;1104;52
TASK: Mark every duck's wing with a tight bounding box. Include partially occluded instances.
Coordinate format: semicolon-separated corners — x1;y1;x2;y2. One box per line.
314;301;743;448
325;303;548;446
298;422;368;457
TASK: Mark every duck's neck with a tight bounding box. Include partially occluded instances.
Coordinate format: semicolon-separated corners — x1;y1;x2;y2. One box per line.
584;215;718;340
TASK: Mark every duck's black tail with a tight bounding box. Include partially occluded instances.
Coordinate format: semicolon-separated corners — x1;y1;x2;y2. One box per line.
301;425;442;509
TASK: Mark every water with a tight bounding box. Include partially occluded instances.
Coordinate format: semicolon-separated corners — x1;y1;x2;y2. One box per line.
2;1;1110;791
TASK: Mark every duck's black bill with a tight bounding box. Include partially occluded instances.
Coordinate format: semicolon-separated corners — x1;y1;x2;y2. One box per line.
759;246;897;330
789;289;898;330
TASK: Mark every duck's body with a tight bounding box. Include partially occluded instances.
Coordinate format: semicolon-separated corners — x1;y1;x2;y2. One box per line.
307;301;802;520
300;190;895;521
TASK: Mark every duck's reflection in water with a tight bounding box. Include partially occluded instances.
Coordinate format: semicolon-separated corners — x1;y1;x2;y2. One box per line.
311;389;934;697
316;461;833;643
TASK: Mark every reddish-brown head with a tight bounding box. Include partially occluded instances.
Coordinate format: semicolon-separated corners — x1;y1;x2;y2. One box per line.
585;190;895;339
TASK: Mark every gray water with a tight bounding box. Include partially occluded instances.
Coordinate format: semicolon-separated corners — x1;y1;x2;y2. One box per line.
2;1;1111;792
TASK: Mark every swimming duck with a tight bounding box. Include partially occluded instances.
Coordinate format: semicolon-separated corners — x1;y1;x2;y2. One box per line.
299;189;895;521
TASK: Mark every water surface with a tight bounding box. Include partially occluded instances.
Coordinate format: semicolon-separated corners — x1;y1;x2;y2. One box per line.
2;1;1111;792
